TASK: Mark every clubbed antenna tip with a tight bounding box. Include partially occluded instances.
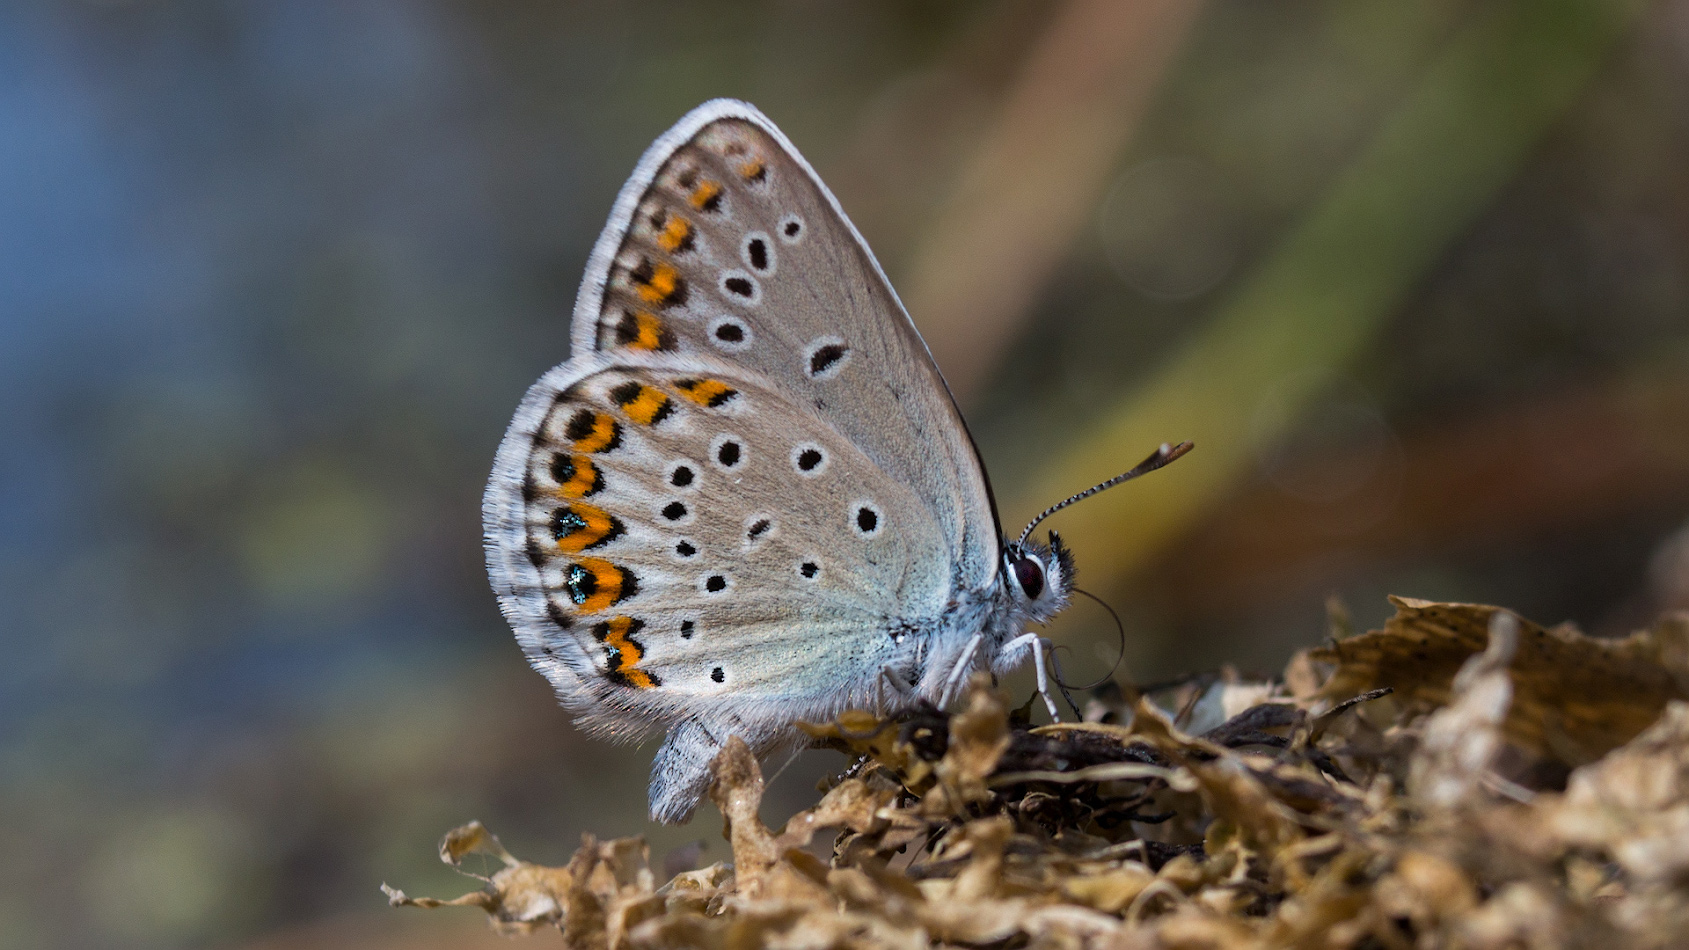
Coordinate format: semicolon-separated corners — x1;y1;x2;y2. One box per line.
1017;441;1194;547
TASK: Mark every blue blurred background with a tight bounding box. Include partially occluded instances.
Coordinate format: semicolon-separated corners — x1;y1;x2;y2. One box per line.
4;1;1687;947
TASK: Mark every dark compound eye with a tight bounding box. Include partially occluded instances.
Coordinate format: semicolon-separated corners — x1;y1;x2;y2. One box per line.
1012;557;1046;601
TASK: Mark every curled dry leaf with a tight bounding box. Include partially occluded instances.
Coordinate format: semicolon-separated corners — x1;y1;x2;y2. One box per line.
1314;598;1689;767
386;599;1689;949
922;673;1011;816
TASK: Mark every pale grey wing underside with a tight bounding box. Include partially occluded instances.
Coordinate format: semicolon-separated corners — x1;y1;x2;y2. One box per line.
569;100;1000;595
487;101;1008;823
483;351;948;737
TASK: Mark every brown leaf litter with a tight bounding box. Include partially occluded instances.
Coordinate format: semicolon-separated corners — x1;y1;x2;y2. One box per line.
386;600;1689;948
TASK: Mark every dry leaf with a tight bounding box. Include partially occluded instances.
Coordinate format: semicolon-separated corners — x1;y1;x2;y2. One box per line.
1547;700;1689;889
386;600;1689;950
1314;598;1689;766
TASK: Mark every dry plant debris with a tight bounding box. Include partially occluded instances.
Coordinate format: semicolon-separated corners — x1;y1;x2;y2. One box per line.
386;600;1689;948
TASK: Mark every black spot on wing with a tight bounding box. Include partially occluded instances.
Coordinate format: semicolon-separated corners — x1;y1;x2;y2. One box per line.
545;600;573;630
564;409;595;442
857;507;878;533
810;344;848;376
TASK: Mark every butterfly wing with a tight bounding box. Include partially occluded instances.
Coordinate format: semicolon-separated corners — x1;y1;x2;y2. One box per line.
485;101;1004;822
486;350;951;720
484;351;958;819
571;100;1001;588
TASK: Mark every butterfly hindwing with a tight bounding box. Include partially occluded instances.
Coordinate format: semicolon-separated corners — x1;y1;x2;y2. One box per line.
486;352;947;733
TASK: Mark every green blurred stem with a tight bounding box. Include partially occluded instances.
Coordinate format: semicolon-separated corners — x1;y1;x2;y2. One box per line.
1018;0;1649;585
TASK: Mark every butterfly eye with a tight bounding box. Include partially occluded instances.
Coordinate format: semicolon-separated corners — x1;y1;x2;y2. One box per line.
1012;556;1046;601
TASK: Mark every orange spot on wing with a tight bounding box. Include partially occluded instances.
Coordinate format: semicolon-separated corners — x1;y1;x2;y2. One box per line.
657;216;692;253
738;158;765;182
673;378;738;408
554;455;601;498
611;381;673;425
614;311;673;351
563;557;637;614
595;616;657;689
567;412;622;453
635;261;682;305
689;180;722;211
553;502;622;553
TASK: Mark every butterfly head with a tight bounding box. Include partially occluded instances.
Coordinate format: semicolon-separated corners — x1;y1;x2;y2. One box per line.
1002;531;1075;623
1002;441;1194;627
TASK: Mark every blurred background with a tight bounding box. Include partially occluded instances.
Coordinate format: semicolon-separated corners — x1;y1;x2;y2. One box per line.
4;0;1687;946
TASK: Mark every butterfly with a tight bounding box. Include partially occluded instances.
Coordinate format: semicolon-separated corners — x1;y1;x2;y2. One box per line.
484;100;1189;824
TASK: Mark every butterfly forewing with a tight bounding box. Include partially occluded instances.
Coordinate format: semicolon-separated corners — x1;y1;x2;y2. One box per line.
576;107;999;590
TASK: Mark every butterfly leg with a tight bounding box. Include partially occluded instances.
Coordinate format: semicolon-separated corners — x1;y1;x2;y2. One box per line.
936;632;984;709
999;633;1061;721
876;666;917;715
1044;646;1084;718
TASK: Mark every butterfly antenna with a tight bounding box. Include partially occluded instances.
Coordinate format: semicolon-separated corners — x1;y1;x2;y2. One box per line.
1017;441;1194;547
